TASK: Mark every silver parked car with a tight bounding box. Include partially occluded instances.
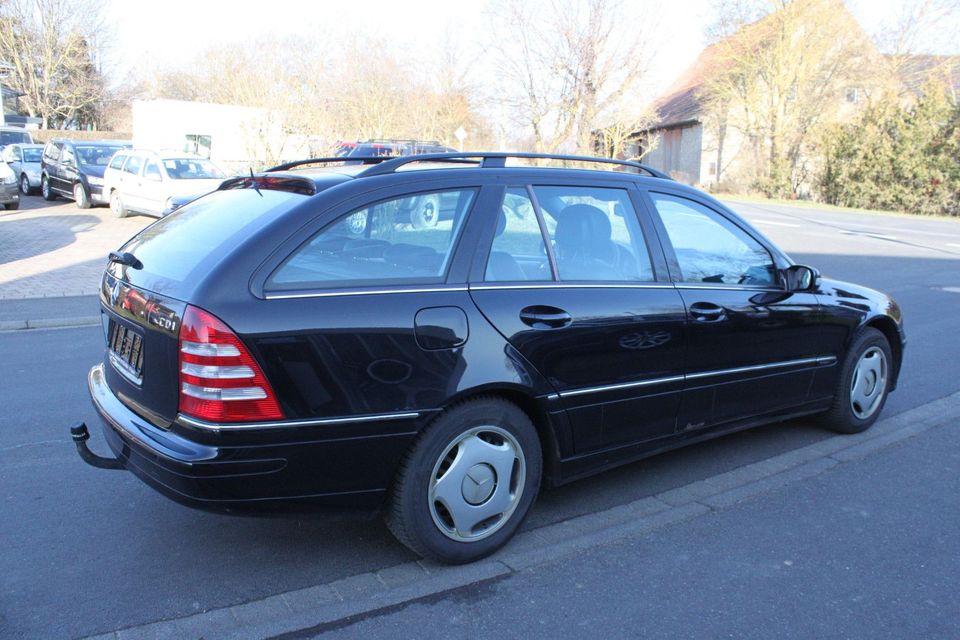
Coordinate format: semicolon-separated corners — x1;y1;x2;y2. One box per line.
3;143;44;194
103;149;229;218
0;160;21;210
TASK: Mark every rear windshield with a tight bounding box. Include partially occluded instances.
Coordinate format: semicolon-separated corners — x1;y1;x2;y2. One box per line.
117;189;306;297
1;130;32;145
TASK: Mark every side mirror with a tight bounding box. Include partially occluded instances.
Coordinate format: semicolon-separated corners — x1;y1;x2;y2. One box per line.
784;265;820;292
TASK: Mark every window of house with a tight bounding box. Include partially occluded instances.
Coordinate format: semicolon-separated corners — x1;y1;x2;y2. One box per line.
184;134;213;159
845;87;861;104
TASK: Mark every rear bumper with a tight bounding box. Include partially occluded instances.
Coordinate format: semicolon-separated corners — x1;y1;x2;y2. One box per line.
85;364;416;513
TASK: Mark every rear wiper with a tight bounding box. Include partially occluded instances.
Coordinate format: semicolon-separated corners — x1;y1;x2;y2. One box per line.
108;251;143;270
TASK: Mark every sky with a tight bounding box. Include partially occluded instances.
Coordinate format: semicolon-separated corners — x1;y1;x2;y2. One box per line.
104;0;957;99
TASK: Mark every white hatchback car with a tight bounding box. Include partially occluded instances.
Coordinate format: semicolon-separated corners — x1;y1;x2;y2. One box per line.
104;150;229;218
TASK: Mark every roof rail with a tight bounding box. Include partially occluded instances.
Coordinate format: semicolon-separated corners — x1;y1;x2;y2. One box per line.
266;156;394;172
359;152;672;179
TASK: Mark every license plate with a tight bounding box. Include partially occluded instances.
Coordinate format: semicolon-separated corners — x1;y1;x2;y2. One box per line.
108;320;144;385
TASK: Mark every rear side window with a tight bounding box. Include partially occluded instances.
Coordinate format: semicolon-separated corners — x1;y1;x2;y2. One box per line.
267;188;476;291
109;154;127;170
485;185;654;283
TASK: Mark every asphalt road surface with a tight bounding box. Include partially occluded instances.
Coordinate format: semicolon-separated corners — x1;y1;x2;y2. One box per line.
1;200;959;639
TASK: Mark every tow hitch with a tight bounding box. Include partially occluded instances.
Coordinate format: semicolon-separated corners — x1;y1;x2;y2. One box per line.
70;422;125;470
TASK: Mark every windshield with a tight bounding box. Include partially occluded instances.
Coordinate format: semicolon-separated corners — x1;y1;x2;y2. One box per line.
0;131;31;146
161;158;227;179
22;147;42;162
76;145;126;167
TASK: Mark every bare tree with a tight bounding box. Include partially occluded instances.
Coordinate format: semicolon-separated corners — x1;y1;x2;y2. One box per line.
487;0;659;156
0;0;108;129
701;0;886;195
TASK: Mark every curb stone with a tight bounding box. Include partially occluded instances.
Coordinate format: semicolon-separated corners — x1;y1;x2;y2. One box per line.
0;315;100;331
81;390;960;640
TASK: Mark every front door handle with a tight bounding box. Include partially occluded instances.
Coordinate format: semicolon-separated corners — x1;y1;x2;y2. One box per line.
689;302;726;322
520;305;572;329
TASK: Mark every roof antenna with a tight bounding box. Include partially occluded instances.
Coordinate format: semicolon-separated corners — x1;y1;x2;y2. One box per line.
249;167;262;197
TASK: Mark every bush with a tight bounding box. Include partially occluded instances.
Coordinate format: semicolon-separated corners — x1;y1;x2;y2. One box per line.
819;83;960;217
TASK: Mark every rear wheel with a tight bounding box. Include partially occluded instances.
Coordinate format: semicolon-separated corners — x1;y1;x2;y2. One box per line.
386;397;541;564
74;183;91;209
818;327;892;434
41;176;56;201
110;190;127;218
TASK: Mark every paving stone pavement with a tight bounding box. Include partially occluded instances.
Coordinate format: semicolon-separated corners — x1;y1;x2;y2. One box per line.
0;196;152;299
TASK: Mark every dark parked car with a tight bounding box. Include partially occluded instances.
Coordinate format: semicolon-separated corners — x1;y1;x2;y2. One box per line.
74;152;905;564
334;139;456;158
40;139;132;208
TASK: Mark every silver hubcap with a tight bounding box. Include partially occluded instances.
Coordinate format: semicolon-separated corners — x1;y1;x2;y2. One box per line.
850;346;887;419
21;176;28;192
429;426;525;542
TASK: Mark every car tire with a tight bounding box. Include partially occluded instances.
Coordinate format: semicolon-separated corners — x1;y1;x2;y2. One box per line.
408;194;440;229
74;183;91;209
386;397;542;564
41;176;56;201
4;201;19;210
817;327;893;434
19;174;31;195
110;190;127;218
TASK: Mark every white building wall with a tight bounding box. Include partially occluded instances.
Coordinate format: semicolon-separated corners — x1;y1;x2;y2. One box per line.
643;123;704;186
131;99;288;170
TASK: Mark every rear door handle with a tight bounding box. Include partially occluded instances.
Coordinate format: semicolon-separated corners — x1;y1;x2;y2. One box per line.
519;305;572;329
689;302;726;322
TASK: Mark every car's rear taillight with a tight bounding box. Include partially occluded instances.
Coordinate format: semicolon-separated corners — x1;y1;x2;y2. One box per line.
178;305;284;422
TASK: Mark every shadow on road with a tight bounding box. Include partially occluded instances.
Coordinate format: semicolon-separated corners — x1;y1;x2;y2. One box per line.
0;214;102;264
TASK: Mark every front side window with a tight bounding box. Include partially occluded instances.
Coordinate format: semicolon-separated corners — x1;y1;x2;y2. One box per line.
109;154;127;170
144;161;162;181
76;145;125;167
651;193;776;286
61;146;75;165
123;155;142;176
267;188;476;291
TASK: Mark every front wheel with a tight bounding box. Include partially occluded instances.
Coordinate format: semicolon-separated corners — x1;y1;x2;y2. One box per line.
19;174;31;195
110;190;127;218
818;327;893;434
41;176;57;201
74;183;91;209
386;398;542;564
408;194;440;229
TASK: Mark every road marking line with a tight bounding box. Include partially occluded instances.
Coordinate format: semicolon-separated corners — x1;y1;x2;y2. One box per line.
840;230;898;240
750;219;801;228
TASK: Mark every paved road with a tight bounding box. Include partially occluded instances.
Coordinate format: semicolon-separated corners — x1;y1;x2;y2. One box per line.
1;201;959;638
0;196;152;299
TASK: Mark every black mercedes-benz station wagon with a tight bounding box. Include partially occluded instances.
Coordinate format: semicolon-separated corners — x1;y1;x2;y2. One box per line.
73;152;905;563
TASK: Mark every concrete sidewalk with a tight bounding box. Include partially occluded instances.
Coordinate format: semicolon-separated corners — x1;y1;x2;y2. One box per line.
0;294;100;330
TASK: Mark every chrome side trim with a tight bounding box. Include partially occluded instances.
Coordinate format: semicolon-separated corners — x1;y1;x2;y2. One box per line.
177;411;422;431
674;284;784;292
264;286;467;300
559;374;685;398
557;356;834;399
470;283;673;291
685;357;823;381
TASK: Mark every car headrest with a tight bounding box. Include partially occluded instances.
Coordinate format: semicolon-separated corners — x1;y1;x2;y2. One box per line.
555;204;612;255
